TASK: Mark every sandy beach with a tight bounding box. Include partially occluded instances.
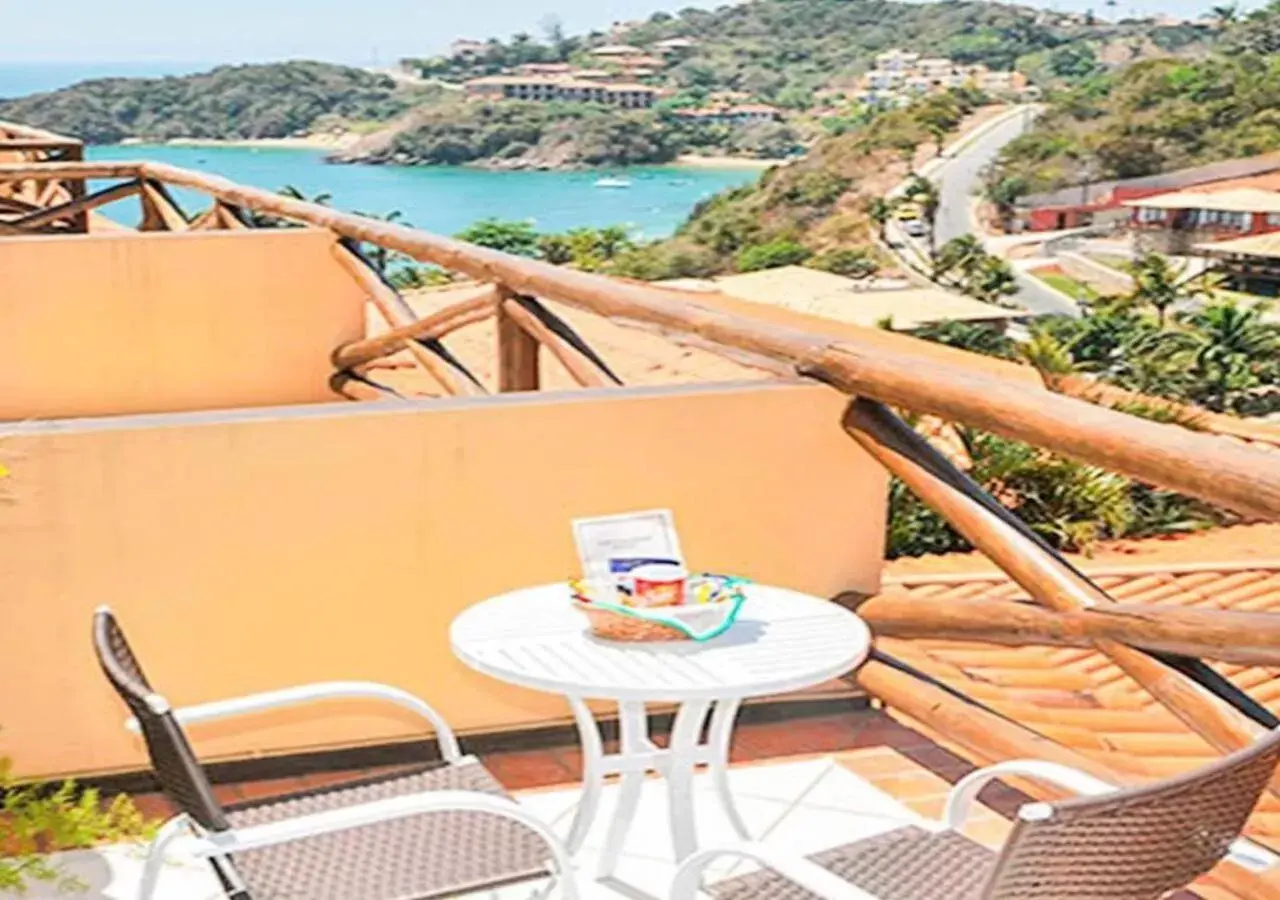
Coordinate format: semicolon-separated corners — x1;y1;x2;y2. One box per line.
149;133;361;151
675;154;788;169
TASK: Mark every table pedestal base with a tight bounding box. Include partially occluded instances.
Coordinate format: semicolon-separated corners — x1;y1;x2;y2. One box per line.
566;697;751;879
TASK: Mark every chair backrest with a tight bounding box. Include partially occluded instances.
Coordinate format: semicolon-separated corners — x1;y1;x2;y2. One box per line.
983;726;1280;899
92;607;230;831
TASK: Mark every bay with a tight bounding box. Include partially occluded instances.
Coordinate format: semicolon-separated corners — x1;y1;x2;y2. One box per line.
86;144;761;238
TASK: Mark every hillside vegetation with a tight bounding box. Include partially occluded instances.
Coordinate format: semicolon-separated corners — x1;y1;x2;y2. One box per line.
0;61;424;143
610;91;984;280
989;4;1280;200
414;0;1214;106
334;101;686;168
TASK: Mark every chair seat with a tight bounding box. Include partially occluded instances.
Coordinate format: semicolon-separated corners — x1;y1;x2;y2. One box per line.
222;759;553;900
710;826;995;900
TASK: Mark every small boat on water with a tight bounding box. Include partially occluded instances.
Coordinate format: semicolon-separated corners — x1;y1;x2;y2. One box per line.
594;177;633;189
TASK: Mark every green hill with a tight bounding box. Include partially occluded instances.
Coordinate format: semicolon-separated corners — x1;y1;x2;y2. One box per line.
988;4;1280;201
0;61;425;143
410;0;1216;105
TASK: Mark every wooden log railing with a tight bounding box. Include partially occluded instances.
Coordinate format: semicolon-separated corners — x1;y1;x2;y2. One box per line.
842;398;1280;799
331;290;499;371
3;180;141;232
52;160;1267;521
2;158;1278;520
0;123;88;230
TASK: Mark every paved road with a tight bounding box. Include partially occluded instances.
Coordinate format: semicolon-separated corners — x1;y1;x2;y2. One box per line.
930;107;1080;317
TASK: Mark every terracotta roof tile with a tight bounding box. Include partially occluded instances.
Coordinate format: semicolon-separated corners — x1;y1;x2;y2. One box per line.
870;559;1280;897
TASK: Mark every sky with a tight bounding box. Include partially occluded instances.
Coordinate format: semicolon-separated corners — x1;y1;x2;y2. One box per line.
0;0;720;65
0;0;1265;65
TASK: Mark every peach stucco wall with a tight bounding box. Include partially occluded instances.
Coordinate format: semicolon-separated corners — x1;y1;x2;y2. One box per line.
0;382;887;779
0;229;365;420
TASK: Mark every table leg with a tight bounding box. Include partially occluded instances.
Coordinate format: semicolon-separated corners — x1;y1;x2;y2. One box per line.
667;699;713;863
566;697;604;853
707;699;751;839
596;700;648;879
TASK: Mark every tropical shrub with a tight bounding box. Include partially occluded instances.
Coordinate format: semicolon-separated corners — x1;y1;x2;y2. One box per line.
454;218;539;257
1;750;152;893
735;239;812;273
887;426;1228;558
808;247;880;279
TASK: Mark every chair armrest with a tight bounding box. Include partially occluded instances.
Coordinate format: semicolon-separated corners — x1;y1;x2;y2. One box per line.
126;681;461;761
943;760;1277;873
671;842;884;900
943;760;1115;829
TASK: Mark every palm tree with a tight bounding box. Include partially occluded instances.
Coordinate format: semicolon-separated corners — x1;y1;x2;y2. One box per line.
971;256;1019;306
1210;3;1239;25
280;185;332;206
932;234;984;282
537;233;574;265
1181;301;1280;411
242;185;333;228
353;209;408;273
1126;252;1196;325
866;197;896;244
595;225;633;260
1018;327;1078;389
904;174;941;257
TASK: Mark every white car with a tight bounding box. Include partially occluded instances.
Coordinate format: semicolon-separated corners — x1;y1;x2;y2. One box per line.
902;219;928;238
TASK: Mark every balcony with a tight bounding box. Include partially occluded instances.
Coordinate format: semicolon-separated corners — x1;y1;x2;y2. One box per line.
3;122;1280;900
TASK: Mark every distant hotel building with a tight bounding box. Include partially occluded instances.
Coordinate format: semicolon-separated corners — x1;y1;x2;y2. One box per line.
449;39;487;59
674;103;783;125
858;48;1030;103
463;75;660;109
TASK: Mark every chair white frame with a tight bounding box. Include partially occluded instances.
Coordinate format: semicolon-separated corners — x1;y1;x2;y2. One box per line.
126;681;578;900
670;759;1276;900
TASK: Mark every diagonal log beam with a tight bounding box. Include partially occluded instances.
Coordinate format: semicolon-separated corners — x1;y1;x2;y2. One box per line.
131;160;1280;521
138;180;188;231
329;371;405;402
332;244;485;397
854;591;1280;667
331;288;498;370
6;180;141;232
842;397;1280;799
215;203;248;229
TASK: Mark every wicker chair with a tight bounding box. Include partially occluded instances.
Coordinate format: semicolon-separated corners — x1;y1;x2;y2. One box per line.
92;606;578;900
673;737;1280;900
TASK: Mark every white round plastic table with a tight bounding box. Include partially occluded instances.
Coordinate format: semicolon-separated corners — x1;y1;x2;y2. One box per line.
450;582;871;878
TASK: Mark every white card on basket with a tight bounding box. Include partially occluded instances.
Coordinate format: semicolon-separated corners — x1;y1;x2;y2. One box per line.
572;509;684;581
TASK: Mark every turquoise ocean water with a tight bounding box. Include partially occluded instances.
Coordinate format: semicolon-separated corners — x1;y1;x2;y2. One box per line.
86;144;758;238
6;62;758;237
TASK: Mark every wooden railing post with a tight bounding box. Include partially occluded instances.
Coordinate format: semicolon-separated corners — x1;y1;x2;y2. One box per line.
497;287;540;393
61;142;88;232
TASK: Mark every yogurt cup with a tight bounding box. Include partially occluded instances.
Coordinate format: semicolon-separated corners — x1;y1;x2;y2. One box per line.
631;563;688;607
